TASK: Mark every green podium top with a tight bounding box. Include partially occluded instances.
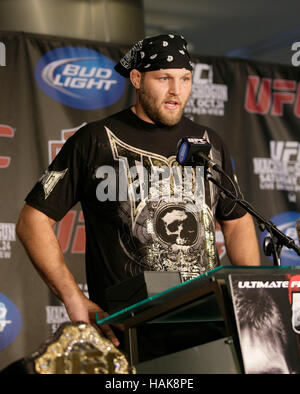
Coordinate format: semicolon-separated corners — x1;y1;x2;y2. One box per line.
96;265;299;326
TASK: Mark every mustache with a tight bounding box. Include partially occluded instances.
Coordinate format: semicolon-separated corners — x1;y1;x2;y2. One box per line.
164;97;182;105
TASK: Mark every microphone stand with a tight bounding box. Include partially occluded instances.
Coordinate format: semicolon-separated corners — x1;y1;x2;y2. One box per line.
201;168;300;266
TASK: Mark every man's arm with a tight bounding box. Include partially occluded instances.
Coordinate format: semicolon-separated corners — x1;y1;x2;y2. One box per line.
219;212;260;266
16;203;121;346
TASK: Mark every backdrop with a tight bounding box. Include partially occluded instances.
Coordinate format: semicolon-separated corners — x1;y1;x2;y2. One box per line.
1;31;300;370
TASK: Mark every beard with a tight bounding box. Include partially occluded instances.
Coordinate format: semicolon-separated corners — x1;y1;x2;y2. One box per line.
139;84;188;126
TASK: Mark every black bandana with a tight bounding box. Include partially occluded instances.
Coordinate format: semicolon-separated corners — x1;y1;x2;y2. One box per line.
115;34;193;78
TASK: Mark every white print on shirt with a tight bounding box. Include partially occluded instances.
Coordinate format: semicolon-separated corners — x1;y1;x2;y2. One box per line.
40;169;68;199
101;127;218;280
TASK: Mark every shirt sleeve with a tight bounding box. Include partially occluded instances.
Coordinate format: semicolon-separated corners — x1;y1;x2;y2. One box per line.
215;141;247;221
25;131;86;222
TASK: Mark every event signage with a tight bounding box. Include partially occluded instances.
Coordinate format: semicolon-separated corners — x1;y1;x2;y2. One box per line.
34;46;126;110
230;274;300;374
0;292;22;351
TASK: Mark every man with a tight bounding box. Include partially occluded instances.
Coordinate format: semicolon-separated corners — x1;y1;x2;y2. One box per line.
17;34;260;359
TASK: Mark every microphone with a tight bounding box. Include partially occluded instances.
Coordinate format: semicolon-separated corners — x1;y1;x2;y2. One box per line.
296;218;300;245
176;136;240;208
176;136;221;171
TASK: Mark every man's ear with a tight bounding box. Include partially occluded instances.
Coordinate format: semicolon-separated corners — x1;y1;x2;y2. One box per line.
129;69;142;89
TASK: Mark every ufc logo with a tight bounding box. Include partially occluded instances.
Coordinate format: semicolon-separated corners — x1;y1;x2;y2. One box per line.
244;76;300;117
270;140;300;161
0;124;14;168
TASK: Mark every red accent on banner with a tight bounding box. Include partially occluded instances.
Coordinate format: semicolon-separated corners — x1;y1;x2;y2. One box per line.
56;210;85;253
271;93;295;116
0;156;10;168
288;275;300;305
273;80;296;90
0;124;14;137
71;210;86;253
245;77;300;117
294;83;300;117
245;76;271;114
0;124;14;168
56;210;76;253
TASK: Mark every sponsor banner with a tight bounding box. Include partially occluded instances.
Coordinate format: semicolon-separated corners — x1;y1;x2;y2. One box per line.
0;32;131;370
185;62;228;118
230;274;300;374
0;223;16;260
0;124;14;169
34;46;126;110
253;140;300;192
244;76;300;117
1;31;300;370
0;292;22;351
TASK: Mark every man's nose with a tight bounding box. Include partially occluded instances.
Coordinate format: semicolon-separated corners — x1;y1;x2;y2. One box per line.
168;79;180;95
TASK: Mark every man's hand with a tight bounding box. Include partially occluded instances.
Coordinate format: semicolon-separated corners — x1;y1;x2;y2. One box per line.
64;293;124;348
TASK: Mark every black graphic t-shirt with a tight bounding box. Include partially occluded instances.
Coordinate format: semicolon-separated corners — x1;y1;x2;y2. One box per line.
25;108;246;309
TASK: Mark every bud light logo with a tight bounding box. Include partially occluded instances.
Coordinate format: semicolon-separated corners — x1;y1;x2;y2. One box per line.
260;211;300;266
34;47;126;110
0;293;22;351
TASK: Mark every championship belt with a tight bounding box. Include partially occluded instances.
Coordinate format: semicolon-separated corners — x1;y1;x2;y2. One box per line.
25;322;135;374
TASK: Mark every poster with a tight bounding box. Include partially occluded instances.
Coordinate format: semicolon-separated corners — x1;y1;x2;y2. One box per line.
230;273;300;374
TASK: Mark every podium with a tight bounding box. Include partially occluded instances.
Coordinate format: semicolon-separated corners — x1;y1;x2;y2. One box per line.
96;266;300;374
